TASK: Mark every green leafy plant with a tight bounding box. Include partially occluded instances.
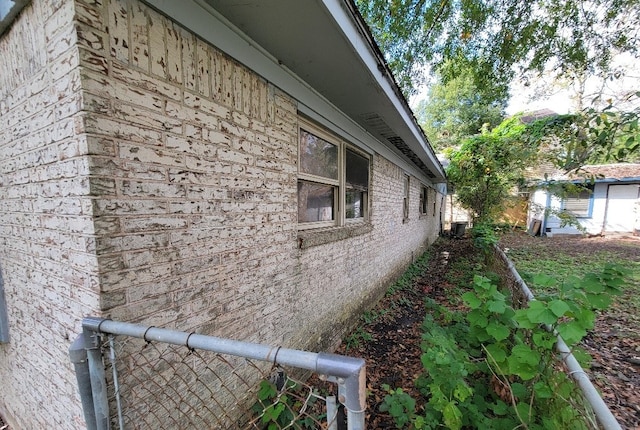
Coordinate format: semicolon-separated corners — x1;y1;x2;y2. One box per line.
344;327;373;351
470;223;499;261
252;379;321;429
379;384;425;429
379;260;627;429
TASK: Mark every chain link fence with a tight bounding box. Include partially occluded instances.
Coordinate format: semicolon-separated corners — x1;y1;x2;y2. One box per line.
70;318;366;430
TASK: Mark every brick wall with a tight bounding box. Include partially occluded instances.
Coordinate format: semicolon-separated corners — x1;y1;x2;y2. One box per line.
0;0;100;428
0;0;444;428
78;0;443;340
291;155;444;351
77;0;300;342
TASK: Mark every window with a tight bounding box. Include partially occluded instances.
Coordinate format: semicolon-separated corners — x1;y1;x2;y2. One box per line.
432;189;437;216
297;119;369;228
0;263;8;343
563;185;593;218
403;175;410;221
419;186;428;215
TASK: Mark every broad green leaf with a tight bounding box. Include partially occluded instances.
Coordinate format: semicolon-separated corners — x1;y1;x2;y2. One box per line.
257;380;277;400
548;299;570;317
531;273;557;287
486;321;510;341
514;309;537;329
534;381;553;399
487;299;507;313
453;382;473;402
524;301;557;325
462;291;482;309
581;275;604;293
491;400;509;416
511;382;527;400
484;343;507;364
508;345;541;380
585;292;612;309
557;321;587;345
443;401;463;430
467;309;488;328
516;402;533;423
262;403;285;423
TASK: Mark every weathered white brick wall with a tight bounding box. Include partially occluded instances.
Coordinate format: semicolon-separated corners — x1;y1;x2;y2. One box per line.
0;0;445;427
0;0;101;428
77;0;299;342
77;0;443;343
292;155;444;350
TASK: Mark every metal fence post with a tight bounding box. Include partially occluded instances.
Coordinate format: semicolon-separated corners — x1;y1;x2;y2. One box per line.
69;334;98;430
326;395;338;430
83;318;111;430
78;317;368;429
317;353;366;430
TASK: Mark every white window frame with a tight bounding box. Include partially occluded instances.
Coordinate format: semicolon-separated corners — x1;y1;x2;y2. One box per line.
419;185;428;215
297;118;370;230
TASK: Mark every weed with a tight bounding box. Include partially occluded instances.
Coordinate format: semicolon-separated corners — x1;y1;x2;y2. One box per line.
344;327;373;351
381;257;627;429
251;379;321;429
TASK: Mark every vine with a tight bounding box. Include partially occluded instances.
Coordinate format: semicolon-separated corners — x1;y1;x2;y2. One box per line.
380;260;627;429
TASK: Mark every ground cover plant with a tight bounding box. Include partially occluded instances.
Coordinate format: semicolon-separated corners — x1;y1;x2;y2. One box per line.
500;231;640;428
330;232;639;428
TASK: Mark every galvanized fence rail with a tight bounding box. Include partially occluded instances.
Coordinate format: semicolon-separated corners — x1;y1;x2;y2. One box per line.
70;317;366;430
493;245;622;430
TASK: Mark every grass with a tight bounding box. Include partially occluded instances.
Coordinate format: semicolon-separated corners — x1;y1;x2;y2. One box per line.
503;237;640;337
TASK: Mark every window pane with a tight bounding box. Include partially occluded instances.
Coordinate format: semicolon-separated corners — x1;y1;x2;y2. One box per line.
420;187;427;214
564;190;590;217
346;149;369;190
298;181;335;222
346;189;364;218
403;175;410;219
300;129;338;180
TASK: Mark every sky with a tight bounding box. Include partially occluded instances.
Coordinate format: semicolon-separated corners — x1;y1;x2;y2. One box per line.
410;53;639;117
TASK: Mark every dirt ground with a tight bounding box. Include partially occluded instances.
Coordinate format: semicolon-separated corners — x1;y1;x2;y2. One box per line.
333;233;640;429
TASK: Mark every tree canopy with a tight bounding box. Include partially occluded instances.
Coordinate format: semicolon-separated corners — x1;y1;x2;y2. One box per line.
415;66;506;150
356;0;640;100
445;117;537;223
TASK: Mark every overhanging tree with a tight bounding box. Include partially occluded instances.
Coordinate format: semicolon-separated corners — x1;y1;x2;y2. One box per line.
355;0;640;100
415;65;506;150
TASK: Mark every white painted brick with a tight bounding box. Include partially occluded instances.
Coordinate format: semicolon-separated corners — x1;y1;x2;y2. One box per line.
111;61;180;100
0;2;445;429
118;142;184;166
108;0;129;62
130;1;149;71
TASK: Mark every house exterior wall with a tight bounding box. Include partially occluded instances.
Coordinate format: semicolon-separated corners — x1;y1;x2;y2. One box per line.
78;0;443;343
0;0;101;428
529;183;639;236
0;0;444;428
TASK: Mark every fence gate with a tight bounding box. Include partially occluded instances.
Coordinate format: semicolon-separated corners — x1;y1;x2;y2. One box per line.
70;317;366;430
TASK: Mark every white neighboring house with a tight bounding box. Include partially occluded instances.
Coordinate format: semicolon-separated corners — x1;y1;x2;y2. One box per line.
528;164;640;236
